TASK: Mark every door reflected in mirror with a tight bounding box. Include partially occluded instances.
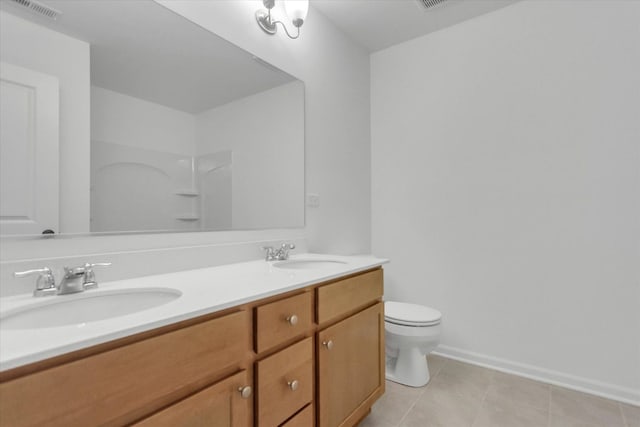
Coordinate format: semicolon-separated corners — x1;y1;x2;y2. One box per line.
0;0;305;236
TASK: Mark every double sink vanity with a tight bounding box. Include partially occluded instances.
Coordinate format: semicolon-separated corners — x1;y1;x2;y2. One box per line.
0;253;387;427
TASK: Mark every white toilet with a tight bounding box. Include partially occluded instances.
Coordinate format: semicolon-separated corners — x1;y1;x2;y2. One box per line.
384;301;442;387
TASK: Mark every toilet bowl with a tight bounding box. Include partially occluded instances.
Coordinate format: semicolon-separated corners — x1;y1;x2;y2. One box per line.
385;301;442;387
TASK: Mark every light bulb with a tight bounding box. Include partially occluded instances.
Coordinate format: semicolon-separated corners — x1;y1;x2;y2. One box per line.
284;0;309;28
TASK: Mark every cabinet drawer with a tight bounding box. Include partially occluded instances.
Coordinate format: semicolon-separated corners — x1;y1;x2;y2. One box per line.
282;403;314;427
255;291;312;353
134;370;252;427
256;337;313;427
0;310;251;427
316;269;383;324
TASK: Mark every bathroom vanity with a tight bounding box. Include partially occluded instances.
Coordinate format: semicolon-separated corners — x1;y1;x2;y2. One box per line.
0;255;386;427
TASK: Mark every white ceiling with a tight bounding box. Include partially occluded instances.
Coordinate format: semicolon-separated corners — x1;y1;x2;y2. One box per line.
0;0;519;110
313;0;518;52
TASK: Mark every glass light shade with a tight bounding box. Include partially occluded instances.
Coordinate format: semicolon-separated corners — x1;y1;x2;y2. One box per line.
284;0;309;27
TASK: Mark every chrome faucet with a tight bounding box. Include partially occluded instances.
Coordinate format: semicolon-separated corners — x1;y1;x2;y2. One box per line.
14;262;111;297
82;262;111;290
262;243;295;261
58;263;112;295
14;268;57;297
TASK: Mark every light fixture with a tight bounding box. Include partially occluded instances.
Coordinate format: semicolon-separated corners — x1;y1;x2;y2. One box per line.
256;0;309;40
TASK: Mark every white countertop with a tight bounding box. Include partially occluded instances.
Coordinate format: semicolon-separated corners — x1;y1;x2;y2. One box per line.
0;253;387;371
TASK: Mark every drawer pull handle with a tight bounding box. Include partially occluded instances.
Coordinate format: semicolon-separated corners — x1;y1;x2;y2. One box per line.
287;380;299;391
238;386;252;399
322;340;334;350
286;314;299;326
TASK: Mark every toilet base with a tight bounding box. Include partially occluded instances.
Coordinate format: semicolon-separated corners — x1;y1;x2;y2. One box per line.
385;347;431;387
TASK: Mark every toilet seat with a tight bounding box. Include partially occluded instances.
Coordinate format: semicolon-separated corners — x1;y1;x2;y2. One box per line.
385;301;442;327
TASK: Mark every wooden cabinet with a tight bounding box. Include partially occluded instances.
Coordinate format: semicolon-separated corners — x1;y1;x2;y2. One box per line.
282;404;314;427
0;267;384;427
256;337;314;426
316;269;383;325
0;310;251;427
134;370;252;427
255;291;313;354
317;304;385;427
316;268;385;427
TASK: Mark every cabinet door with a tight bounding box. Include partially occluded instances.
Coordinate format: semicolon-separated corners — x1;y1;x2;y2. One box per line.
317;303;385;427
134;370;252;427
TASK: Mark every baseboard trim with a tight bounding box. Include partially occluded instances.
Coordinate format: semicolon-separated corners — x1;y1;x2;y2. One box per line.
432;345;640;406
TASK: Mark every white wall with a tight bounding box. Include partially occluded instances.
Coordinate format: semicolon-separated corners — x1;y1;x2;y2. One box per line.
195;82;304;230
91;83;303;232
0;11;90;234
91;86;195;156
1;2;370;288
157;0;371;255
90;87;197;232
372;0;640;403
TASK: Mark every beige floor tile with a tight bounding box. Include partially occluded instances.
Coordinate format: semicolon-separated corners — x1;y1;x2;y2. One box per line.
359;409;398;427
426;354;448;377
362;356;631;427
621;403;640;427
398;374;485;427
438;359;495;383
429;368;492;401
485;371;551;412
550;386;625;427
363;384;422;426
385;379;428;399
472;397;548;427
399;394;481;427
549;413;606;427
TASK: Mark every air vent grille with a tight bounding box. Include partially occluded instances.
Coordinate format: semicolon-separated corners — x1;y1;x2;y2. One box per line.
7;0;60;19
417;0;448;10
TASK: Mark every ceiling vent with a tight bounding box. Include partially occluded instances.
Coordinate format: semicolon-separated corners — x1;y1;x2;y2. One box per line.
416;0;448;10
6;0;61;19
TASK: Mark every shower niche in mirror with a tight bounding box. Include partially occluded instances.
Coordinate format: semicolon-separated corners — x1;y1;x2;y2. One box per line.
0;0;304;235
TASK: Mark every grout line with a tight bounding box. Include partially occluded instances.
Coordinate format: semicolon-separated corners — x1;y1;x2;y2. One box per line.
469;368;494;427
547;383;553;427
394;356;444;427
395;392;421;427
619;402;629;427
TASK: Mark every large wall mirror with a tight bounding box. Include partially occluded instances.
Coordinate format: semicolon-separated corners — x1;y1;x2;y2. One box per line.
0;0;304;236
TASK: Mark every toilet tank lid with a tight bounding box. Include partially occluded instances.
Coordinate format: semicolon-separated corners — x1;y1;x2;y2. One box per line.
385;301;442;324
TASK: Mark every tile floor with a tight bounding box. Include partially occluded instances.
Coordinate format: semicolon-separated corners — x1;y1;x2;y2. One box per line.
360;355;640;427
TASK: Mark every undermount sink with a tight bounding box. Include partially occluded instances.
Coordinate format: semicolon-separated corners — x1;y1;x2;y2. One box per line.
274;259;348;270
0;288;181;330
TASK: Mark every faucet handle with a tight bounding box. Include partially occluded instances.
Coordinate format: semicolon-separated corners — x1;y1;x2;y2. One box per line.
14;267;57;297
262;246;275;261
279;243;295;260
82;262;111;290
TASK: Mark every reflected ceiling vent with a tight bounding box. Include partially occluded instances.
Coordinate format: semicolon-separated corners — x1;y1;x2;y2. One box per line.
7;0;61;19
416;0;448;10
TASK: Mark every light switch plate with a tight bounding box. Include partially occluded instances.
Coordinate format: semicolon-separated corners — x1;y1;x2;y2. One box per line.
306;193;320;208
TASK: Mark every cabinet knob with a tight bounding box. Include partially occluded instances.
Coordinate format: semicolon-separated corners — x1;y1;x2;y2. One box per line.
286;314;299;326
238;386;252;399
322;340;334;350
287;380;299;391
